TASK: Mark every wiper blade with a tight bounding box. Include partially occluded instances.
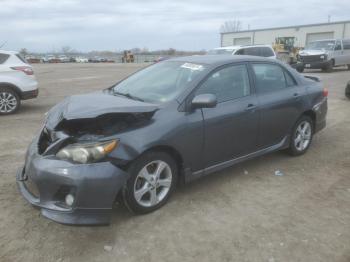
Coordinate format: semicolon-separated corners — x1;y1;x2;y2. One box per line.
114;91;144;102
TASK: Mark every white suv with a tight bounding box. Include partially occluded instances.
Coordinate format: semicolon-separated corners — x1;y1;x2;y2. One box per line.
208;45;277;59
0;50;38;115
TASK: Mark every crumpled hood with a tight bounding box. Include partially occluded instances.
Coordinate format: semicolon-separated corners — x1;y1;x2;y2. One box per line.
299;49;328;56
45;91;158;130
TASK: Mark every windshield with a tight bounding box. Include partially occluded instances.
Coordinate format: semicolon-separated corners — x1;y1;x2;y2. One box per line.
207;49;235;55
113;61;207;103
305;40;335;50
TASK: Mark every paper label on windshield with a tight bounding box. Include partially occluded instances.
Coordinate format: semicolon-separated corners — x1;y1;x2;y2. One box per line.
181;63;204;71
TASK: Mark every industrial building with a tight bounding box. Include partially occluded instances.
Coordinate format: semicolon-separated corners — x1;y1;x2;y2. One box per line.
221;20;350;48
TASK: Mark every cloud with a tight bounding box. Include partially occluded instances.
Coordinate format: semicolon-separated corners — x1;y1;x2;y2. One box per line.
0;0;349;52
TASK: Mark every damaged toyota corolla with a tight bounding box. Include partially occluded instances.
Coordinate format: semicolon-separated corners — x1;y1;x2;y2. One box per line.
17;55;327;225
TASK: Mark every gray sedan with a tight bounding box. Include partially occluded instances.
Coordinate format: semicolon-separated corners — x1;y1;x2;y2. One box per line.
17;55;328;225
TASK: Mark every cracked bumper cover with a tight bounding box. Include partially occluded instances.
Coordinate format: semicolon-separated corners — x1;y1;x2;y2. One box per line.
16;139;129;225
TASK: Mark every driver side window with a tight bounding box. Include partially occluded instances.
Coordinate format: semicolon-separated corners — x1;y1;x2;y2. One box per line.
195;64;251;103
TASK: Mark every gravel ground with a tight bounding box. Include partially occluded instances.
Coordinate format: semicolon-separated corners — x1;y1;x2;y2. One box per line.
0;63;349;262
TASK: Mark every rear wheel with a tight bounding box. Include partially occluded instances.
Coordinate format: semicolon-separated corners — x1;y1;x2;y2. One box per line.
345;81;350;99
0;87;20;115
288;116;313;156
122;151;178;214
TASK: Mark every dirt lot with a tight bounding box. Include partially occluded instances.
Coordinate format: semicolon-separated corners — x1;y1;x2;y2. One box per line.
0;63;349;262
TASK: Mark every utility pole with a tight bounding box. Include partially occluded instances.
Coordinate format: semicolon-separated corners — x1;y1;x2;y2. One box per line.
328;15;331;23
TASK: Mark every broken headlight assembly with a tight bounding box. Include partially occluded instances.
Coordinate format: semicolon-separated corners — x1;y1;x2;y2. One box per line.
56;140;118;164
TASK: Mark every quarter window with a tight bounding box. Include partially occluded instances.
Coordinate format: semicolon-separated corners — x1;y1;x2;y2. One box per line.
252;63;288;93
0;53;9;64
196;64;250;103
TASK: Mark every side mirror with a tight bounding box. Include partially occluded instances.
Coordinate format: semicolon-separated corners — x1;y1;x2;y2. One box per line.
191;94;217;109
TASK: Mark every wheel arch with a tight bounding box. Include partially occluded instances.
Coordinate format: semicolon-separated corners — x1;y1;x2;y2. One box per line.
141;145;184;178
301;110;316;130
0;82;22;99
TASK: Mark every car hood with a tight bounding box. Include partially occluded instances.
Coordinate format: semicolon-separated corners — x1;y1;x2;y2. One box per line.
299;50;328;56
45;91;158;130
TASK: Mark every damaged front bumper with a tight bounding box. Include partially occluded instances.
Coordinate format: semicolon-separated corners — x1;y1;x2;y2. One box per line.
16;137;129;225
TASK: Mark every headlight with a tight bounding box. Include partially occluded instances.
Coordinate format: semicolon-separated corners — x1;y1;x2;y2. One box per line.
56;140;118;164
320;55;327;60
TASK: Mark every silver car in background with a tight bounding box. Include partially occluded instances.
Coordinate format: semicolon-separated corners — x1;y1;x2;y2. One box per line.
297;39;350;72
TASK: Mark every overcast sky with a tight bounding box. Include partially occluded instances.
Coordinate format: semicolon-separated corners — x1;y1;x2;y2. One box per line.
1;0;349;52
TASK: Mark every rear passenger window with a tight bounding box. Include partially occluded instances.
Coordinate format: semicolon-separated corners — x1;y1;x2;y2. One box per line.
196;64;250;103
0;53;10;64
260;47;274;57
243;47;260;56
252;63;287;93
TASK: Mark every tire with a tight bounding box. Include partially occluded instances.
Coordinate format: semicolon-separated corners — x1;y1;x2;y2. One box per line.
296;66;304;73
345;81;350;99
0;87;20;115
325;60;333;73
288;116;314;156
122;151;178;214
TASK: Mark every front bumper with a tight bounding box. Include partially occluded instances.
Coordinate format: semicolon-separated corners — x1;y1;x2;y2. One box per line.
16;138;129;225
299;60;331;69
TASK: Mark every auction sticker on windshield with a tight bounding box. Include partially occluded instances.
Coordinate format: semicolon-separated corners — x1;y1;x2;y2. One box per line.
181;63;204;71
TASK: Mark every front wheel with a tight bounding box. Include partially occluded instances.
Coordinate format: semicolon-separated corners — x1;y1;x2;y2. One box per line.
122;151;178;214
288;116;314;156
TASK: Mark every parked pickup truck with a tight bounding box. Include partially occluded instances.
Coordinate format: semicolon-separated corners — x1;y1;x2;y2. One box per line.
296;39;350;72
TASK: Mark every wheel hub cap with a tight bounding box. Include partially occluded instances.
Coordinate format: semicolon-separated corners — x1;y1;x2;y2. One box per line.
133;160;172;207
294;121;312;151
0;92;17;113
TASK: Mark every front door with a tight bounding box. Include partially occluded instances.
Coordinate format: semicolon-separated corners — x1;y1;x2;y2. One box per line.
194;63;259;168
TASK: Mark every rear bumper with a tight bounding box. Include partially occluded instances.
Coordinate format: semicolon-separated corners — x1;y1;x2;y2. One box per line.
21;88;39;100
313;97;328;133
16;138;129;225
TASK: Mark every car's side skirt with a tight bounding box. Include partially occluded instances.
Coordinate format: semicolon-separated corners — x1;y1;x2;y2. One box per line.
186;136;289;182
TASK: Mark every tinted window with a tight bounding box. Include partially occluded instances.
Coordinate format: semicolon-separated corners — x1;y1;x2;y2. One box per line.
252;63;287;93
0;53;9;64
16;54;27;64
334;41;342;51
195;64;250;103
284;71;297;86
242;47;260;56
260;47;274;57
343;40;350;50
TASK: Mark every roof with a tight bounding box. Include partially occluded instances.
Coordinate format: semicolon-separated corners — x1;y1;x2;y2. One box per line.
168;54;274;66
0;50;18;55
221;20;350;35
213;44;272;50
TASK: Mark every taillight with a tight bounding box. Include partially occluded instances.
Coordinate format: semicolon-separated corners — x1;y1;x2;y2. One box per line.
11;66;34;75
323;87;328;97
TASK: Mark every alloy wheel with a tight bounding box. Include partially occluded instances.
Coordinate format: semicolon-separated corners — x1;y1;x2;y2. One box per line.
0;91;18;113
294;121;312;151
133;160;172;207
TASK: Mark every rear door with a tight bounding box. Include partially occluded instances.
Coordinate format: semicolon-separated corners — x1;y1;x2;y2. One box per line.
341;39;350;65
194;63;259;168
250;62;304;149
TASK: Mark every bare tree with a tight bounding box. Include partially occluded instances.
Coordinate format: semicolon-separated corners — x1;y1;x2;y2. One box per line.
61;46;72;54
19;48;28;57
220;19;242;33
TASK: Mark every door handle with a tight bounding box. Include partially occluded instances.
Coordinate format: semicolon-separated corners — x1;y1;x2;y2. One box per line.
245;103;257;112
293;93;301;99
